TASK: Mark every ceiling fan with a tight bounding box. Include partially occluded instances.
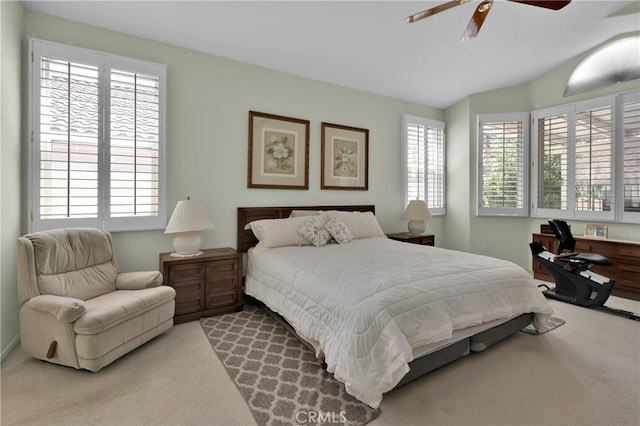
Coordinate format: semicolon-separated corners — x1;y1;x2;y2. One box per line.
407;0;571;41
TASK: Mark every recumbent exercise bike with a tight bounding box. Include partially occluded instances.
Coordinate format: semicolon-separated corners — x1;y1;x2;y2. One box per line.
529;219;639;321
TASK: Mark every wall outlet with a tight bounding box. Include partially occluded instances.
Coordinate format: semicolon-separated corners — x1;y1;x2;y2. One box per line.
482;243;489;252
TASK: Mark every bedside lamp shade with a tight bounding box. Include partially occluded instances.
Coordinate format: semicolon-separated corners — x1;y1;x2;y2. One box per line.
165;197;214;257
403;200;432;236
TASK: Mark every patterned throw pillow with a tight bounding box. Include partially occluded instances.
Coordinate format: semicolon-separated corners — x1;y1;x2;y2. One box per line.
325;217;353;244
298;216;332;247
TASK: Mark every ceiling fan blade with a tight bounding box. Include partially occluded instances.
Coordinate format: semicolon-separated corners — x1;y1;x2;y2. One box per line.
461;0;494;41
407;0;470;23
507;0;571;10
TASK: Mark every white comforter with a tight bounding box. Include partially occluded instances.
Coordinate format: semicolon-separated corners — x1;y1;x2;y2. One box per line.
245;237;553;408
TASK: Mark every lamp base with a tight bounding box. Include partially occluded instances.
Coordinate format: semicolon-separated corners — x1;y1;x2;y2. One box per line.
170;250;204;258
407;220;426;236
172;231;203;257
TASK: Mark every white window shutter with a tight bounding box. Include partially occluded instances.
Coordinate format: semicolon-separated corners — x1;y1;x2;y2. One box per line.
402;114;445;216
477;113;529;217
29;38;166;232
621;92;640;223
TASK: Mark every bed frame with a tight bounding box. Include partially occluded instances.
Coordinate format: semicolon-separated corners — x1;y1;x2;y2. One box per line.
237;205;534;389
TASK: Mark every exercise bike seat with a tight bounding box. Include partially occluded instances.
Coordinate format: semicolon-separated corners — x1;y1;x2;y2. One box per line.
572;252;613;266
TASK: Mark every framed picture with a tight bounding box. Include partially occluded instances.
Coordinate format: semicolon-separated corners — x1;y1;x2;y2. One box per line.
584;223;608;239
321;122;369;190
248;111;310;189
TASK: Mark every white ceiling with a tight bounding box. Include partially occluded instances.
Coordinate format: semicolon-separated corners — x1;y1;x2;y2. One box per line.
21;0;640;109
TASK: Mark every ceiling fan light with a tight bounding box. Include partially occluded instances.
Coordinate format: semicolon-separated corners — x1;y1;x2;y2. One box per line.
478;2;492;13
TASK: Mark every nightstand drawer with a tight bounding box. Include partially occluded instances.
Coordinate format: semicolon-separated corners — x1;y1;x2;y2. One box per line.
168;263;205;284
206;277;239;309
206;259;239;277
174;283;206;314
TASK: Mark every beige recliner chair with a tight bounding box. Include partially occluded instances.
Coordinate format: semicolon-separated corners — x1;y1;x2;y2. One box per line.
17;227;176;371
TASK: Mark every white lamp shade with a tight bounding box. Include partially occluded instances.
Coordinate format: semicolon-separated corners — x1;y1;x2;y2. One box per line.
165;198;214;234
165;198;214;257
403;200;432;221
403;200;432;236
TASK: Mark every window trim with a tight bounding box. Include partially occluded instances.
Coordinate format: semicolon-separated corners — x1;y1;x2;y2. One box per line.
476;112;529;217
401;114;446;216
28;38;167;233
531;95;620;222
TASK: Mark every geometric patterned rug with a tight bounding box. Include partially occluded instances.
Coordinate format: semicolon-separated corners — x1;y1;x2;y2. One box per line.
200;304;380;426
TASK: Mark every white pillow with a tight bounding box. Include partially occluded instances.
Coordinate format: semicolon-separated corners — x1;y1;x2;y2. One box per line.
324;210;385;240
325;217;353;244
289;210;322;217
298;216;332;247
245;216;313;248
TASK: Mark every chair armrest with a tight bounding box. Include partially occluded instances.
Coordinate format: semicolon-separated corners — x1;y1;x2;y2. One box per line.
26;295;86;322
116;271;163;290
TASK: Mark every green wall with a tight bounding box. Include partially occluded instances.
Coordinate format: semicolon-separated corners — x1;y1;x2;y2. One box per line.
1;0;24;360
1;5;638;359
1;7;446;356
21;9;443;275
444;32;640;270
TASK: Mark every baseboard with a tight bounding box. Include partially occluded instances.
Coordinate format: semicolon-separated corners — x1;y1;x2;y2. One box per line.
1;334;20;362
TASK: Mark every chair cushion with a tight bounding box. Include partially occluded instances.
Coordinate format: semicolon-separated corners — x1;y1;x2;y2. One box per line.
29;228;114;274
28;228;118;300
38;263;118;301
74;286;176;335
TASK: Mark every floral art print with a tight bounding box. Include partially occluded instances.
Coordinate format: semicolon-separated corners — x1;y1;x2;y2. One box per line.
332;138;358;178
248;111;309;189
263;131;295;175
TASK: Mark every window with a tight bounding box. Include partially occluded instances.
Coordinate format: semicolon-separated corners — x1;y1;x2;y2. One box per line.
532;91;639;223
401;114;445;215
28;39;167;232
534;108;570;212
620;91;640;223
575;105;612;214
477;113;529;216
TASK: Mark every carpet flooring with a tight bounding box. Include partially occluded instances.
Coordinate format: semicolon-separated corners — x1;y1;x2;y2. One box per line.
2;294;639;425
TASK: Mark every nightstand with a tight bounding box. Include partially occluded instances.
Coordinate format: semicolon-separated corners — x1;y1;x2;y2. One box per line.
159;247;242;324
386;232;435;246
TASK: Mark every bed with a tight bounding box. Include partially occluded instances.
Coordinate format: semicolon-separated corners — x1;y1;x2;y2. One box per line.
237;205;553;409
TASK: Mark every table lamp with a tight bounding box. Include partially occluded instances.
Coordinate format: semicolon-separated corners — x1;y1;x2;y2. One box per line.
403;199;432;235
165;196;214;257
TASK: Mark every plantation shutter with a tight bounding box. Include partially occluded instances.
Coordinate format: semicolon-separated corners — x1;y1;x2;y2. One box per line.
32;43;105;230
109;69;161;218
537;113;569;211
29;38;166;232
402;114;445;215
39;56;101;220
406;122;425;203
623;101;640;210
426;126;445;211
477;113;528;216
574;105;612;212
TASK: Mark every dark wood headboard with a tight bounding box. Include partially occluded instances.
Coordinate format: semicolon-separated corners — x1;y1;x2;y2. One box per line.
237;205;375;252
